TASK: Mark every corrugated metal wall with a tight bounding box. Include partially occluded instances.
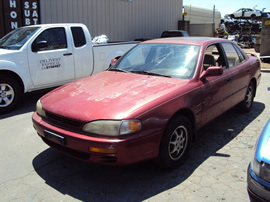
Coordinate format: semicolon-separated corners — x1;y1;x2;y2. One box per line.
183;5;221;29
39;0;182;41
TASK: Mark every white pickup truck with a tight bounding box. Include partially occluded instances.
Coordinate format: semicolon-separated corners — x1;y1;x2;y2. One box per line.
0;23;138;113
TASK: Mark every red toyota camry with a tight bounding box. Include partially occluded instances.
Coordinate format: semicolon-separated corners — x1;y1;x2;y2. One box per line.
32;37;261;169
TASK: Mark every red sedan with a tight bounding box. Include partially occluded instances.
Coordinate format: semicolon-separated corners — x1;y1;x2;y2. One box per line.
32;37;261;169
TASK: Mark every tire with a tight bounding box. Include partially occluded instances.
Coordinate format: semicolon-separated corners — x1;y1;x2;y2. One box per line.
0;75;21;113
238;82;255;113
156;115;192;170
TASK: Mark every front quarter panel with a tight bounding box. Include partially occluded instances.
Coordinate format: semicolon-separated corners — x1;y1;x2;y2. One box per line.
255;119;270;164
135;80;203;143
0;59;31;92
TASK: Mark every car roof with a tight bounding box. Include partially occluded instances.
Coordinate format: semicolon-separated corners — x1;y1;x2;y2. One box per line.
141;37;229;46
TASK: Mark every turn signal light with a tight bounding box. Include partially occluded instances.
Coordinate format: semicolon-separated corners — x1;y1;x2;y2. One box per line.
89;147;117;154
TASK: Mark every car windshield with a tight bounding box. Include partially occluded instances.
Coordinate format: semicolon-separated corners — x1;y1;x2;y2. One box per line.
113;43;200;79
0;27;40;50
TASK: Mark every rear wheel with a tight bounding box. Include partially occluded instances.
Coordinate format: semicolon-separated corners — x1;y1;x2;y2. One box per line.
0;75;21;113
238;82;255;113
156;115;192;170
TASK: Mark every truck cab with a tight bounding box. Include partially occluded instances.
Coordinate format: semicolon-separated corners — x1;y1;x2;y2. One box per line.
0;23;137;113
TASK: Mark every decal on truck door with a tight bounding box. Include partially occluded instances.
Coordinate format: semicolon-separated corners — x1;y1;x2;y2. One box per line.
40;58;61;70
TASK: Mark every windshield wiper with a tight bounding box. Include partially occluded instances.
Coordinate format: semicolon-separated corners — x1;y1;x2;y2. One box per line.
130;70;171;78
108;68;129;73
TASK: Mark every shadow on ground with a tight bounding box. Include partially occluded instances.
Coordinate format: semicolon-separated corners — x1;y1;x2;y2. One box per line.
32;101;265;201
0;88;56;119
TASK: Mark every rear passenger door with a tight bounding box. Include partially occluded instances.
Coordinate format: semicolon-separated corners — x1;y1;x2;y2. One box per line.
70;26;94;79
221;42;249;106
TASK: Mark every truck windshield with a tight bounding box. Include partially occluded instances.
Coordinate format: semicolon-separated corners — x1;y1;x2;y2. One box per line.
0;27;40;50
114;43;200;79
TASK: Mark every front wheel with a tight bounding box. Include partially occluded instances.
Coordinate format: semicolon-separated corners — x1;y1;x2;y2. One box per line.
156;115;192;170
238;82;255;113
0;75;21;114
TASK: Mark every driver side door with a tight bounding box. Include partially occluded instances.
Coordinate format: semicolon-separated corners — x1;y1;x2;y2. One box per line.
27;27;75;88
200;43;233;125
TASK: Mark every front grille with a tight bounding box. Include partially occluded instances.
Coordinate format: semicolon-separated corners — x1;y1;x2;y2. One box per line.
46;111;84;129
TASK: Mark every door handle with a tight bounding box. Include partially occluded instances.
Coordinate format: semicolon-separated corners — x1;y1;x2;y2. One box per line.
63;53;72;56
227;77;231;82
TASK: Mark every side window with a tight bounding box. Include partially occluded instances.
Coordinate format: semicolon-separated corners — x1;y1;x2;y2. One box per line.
71;27;86;47
32;28;67;51
221;42;243;68
203;44;226;71
234;44;246;63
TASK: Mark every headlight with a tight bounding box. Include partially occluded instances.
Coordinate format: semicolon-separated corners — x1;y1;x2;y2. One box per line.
251;157;261;176
82;120;141;136
36;99;46;118
251;158;270;182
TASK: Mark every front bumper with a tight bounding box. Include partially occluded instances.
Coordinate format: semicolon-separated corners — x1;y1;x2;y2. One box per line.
32;112;161;166
247;164;270;202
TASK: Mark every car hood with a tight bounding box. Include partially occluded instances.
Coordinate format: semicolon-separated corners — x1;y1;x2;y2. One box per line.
255;119;270;164
41;71;189;122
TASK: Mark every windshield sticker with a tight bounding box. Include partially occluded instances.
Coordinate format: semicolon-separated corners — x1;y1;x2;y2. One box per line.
40;58;61;70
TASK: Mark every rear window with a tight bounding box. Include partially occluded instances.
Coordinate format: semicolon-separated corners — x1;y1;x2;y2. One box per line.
71;27;86;47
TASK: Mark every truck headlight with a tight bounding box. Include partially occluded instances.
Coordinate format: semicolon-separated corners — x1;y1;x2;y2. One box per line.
82;120;141;136
36;99;46;118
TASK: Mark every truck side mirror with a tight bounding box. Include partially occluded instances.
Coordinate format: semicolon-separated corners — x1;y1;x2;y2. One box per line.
32;41;49;52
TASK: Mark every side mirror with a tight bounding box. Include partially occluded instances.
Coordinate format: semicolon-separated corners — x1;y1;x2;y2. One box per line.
110;58;118;66
32;41;48;52
200;66;223;80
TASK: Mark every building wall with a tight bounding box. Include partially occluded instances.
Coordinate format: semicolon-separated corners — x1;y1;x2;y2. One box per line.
182;5;221;37
189;24;215;37
39;0;183;41
0;0;40;38
183;5;221;29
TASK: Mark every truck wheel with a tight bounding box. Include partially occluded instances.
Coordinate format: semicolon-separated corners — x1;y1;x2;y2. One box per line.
238;82;255;113
156;115;192;170
0;75;21;113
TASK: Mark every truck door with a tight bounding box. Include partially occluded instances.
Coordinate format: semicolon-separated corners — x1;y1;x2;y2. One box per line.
27;27;75;88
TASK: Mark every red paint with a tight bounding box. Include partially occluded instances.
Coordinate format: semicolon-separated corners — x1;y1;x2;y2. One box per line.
32;37;261;166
